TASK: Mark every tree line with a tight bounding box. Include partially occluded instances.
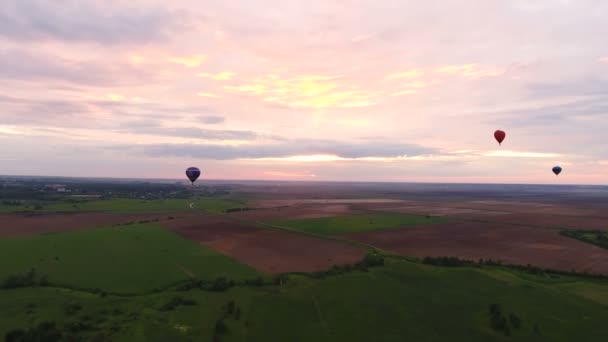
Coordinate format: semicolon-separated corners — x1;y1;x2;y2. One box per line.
421;256;608;280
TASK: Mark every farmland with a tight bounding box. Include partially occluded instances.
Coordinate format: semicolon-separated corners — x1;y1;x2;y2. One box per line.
1;179;608;341
561;230;608;250
1;259;607;341
273;212;446;235
0;198;245;214
0;224;261;294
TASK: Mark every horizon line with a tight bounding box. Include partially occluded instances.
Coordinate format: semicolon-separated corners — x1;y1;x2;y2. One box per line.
1;174;606;187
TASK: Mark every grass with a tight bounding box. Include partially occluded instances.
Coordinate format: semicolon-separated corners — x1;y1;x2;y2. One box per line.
0;224;261;294
273;212;446;235
1;259;607;341
560;230;608;250
0;198;246;214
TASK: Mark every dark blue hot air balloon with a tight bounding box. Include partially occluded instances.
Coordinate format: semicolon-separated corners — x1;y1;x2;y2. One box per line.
186;167;201;184
552;166;562;176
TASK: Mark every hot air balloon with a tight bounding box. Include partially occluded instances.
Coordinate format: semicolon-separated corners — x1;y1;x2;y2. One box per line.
494;130;506;146
552;166;562;176
185;167;201;184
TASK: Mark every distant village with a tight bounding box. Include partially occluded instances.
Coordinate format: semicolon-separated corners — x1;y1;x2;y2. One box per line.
0;178;231;205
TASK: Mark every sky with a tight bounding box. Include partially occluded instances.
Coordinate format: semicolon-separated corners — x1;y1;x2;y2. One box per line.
0;0;607;184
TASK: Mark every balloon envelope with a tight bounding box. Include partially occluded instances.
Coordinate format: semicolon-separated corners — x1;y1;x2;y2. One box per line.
552;166;562;176
494;130;506;145
186;167;201;183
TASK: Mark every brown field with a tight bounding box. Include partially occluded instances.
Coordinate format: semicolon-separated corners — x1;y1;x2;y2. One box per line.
165;214;366;274
343;221;608;274
3;181;608;275
0;212;182;237
228;203;361;221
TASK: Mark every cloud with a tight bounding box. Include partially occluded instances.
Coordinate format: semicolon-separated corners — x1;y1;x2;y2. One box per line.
168;54;207;67
599;57;608;64
0;0;188;44
223;74;376;108
0;49;154;86
120;126;259;141
351;34;373;43
199;116;225;124
436;64;505;79
263;171;316;178
489;95;608;129
482;150;561;158
526;77;608;98
197;92;220;98
121;139;437;160
0;94;222;130
386;70;424;80
198;72;235;80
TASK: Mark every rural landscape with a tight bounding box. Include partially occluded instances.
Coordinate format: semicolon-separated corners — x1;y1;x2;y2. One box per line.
1;177;608;341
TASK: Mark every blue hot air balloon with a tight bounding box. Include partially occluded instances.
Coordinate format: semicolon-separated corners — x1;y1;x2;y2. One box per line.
186;167;201;184
552;166;562;176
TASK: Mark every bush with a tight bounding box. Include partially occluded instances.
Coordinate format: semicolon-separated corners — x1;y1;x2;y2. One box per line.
5;329;26;342
5;321;62;342
214;320;228;335
2;269;49;289
423;256;467;267
226;301;236;315
245;277;266;286
159;296;197;311
64;302;83;315
273;274;289;285
359;253;385;268
488;304;519;336
204;277;234;292
509;313;521;329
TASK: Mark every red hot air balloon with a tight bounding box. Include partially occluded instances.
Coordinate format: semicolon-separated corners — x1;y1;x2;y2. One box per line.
494;130;506;146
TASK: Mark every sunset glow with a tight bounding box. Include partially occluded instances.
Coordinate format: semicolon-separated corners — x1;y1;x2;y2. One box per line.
0;0;606;184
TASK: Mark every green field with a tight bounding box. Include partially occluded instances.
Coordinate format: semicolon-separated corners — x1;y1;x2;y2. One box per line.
0;224;261;294
0;198;246;214
1;259;607;341
274;213;446;235
561;230;608;250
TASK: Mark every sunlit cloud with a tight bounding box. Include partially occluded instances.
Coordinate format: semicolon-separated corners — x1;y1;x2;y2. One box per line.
106;94;125;102
336;119;370;127
0;125;23;135
386;70;424;80
197;92;220;98
436;64;504;79
391;89;417;96
243;154;462;163
168;54;206;67
482;150;561;158
263;171;316;178
599;57;608;64
197;72;235;80
224;74;376;108
351;34;373;43
127;53;147;65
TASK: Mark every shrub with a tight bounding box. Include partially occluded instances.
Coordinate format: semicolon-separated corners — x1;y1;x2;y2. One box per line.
64;302;83;315
2;269;49;289
509;313;521;329
214;320;228;335
226;301;236;315
5;321;62;342
159;296;197;311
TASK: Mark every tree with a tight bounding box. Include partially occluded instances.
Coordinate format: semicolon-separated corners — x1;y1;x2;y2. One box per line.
509;313;521;329
226;301;235;315
215;320;228;335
